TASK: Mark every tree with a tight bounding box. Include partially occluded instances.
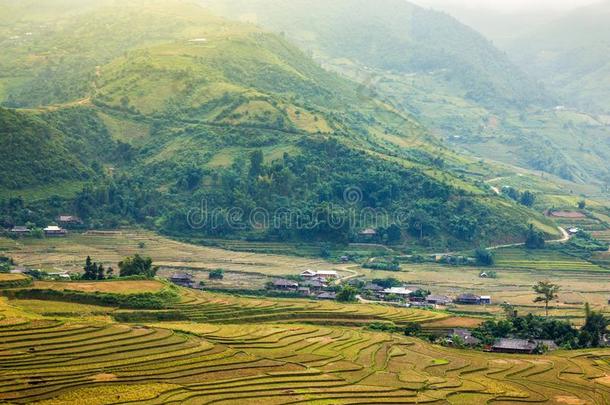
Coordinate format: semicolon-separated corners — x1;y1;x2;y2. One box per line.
96;264;106;280
579;303;608;348
578;200;587;210
249;150;264;177
118;254;158;278
337;285;357;302
209;269;224;280
403;322;422;337
83;256;97;280
407;209;436;240
525;224;545;249
385;224;402;244
533;281;560;317
475;248;494;266
500;302;517;319
520;191;536;207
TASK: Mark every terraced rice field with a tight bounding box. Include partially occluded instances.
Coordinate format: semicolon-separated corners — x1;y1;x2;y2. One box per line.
494;248;608;272
0;314;608;404
152;289;448;327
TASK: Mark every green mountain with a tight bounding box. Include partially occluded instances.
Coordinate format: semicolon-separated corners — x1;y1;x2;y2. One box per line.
202;0;547;109
508;0;610;114
0;0;558;249
201;0;610;185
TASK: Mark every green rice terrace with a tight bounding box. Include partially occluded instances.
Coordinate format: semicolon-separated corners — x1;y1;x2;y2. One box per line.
0;289;609;405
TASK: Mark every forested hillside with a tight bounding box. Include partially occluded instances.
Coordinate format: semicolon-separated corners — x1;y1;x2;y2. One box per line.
0;0;558;249
0;108;114;190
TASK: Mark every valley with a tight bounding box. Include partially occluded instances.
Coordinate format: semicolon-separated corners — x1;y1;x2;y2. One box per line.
0;0;609;403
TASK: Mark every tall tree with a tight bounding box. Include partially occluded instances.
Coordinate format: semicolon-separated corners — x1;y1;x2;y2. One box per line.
83;256;96;280
97;264;106;280
249;150;264;177
525;224;545;249
533;281;560;317
579;303;608;348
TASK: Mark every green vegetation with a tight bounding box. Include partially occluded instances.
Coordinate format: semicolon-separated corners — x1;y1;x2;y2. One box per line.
118;254;158;278
533;280;560;317
0;0;561;250
1;284;179;309
475;304;608;350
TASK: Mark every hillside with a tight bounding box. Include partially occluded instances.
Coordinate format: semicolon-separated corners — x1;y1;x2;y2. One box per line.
0;0;558;249
201;0;610;184
202;0;547;109
508;0;610;114
0;107;115;190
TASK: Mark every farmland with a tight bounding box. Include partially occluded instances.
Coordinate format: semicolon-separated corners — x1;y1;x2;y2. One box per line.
2;230;609;322
0;295;609;404
0;231;346;278
1;230;610;403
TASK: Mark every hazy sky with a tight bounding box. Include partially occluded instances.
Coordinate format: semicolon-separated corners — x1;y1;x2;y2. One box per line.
412;0;603;13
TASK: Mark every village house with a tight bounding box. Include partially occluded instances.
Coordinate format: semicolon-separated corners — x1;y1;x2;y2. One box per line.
170;273;195;288
271;279;299;291
568;227;581;235
297;286;311;296
301;279;326;292
491;338;558;354
10;266;27;274
447;329;481;347
359;228;378;238
57;215;83;227
426;295;452;306
43;226;67;237
456;293;486;305
381;287;413;300
10;226;31;236
316;270;339;280
300;270;317;278
480;295;492;305
47;272;71;281
300;270;338;280
316;291;337;300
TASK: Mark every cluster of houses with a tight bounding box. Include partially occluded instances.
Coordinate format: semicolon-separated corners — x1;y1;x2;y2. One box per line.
7;216;82;238
9;225;68;237
268;270;340;300
362;282;491;307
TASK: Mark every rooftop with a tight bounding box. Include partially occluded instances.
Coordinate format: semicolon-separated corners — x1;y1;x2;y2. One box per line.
171;274;194;281
382;287;413;296
272;279;299;287
493;338;558;352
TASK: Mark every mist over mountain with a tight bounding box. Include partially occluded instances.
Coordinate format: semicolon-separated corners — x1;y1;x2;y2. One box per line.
202;0;547;108
507;0;610;113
